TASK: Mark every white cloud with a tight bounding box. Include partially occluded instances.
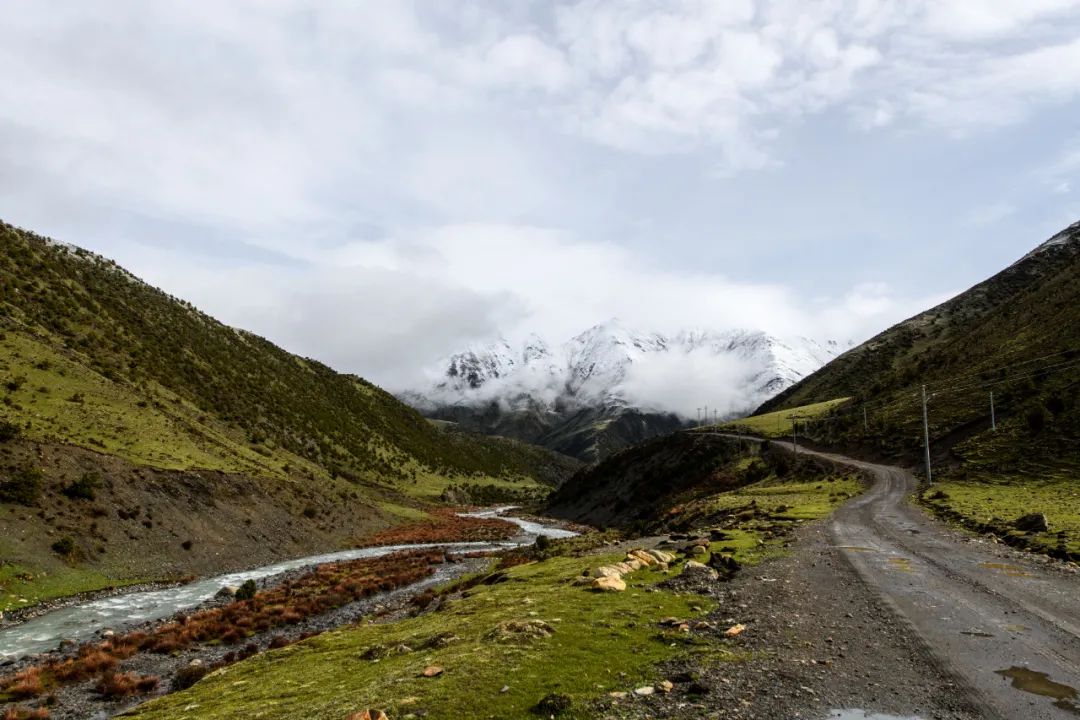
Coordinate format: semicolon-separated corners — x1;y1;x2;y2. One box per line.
1;0;1078;400
112;223;943;392
619;349;761;418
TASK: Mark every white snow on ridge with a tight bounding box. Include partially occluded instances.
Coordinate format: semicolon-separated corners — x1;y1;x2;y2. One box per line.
1019;220;1080;263
411;319;845;420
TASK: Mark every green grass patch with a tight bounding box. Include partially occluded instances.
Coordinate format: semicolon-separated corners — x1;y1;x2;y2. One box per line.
401;464;547;501
126;554;717;720
0;561;149;612
716;398;852;438
922;475;1080;556
0;332;297;476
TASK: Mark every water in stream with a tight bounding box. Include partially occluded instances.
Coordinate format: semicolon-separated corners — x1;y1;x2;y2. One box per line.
0;509;575;660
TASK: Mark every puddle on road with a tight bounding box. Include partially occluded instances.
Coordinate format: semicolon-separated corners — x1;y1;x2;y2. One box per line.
960;630;994;638
886;557;914;573
1003;623;1028;633
979;562;1032;577
996;667;1079;715
836;546;879;553
826;711;925;720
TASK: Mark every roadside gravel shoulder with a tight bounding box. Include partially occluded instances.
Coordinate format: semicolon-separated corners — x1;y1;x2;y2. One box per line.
599;521;988;720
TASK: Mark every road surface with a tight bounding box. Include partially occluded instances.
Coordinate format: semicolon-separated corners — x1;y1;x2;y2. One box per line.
784;440;1080;719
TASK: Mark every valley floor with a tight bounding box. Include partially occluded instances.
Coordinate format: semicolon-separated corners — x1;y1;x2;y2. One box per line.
8;442;1079;719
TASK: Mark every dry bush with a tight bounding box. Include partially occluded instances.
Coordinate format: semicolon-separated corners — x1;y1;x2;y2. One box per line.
3;667;43;699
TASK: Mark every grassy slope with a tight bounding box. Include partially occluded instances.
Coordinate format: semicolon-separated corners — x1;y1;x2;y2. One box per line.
753;223;1080;557
547;430;857;531
0;221;577;607
127;476;853;720
714;398;851;439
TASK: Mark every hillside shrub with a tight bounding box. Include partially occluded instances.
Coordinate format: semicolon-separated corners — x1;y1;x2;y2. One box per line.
51;536;76;557
62;470;101;500
0;419;20;442
1026;407;1046;434
235;579;258;601
0;466;42;505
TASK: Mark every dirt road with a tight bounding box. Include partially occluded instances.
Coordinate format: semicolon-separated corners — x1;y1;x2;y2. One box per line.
784;441;1080;719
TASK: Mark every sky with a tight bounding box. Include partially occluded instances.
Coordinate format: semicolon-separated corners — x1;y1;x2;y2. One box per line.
3;1;1080;393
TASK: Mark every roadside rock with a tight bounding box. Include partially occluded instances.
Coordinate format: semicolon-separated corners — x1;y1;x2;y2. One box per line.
682;561;719;581
1014;513;1049;533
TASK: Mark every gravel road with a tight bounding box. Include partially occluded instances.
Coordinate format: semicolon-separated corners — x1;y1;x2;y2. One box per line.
788;440;1080;719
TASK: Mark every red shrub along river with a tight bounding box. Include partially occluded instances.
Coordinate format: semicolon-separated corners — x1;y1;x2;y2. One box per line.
0;508;576;659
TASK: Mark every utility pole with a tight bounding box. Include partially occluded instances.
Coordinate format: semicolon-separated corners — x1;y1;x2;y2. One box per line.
990;391;996;431
704;405;708;428
697;407;701;427
921;385;933;485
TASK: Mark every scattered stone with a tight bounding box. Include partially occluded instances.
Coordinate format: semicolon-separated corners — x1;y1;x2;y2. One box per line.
346;711;389;720
634;685;655;696
591;576;627;592
682;560;720;581
725;623;747;637
609;691;628;699
500;685;510;694
421;665;444;677
1014;513;1049;533
646;549;676;564
657;680;674;693
485;619;556;642
629;549;658;566
421;631;460;649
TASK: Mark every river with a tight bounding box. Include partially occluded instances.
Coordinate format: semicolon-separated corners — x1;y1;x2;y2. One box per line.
0;508;576;660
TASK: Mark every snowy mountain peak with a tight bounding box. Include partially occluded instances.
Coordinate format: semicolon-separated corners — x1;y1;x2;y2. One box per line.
412;322;842;420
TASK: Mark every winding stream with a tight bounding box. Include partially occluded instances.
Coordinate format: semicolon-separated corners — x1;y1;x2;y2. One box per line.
0;509;576;660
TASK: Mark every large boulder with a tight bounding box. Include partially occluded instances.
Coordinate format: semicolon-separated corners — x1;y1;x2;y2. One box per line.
1014;513;1049;533
628;549;658;566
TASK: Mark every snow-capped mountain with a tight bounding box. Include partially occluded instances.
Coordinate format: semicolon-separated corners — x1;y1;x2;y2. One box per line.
403;319;843;462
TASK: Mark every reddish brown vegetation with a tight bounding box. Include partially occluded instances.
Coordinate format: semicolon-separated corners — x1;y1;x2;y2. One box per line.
94;671;159;698
3;707;50;720
0;550;445;709
355;509;518;547
4;668;42;699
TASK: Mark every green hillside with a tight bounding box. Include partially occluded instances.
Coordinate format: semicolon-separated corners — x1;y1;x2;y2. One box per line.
0;221;578;608
756;221;1080;557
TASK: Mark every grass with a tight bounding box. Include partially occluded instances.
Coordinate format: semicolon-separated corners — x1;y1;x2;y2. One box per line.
0;332;298;477
124;553;719;720
715;398;852;439
124;472;860;720
921;475;1080;556
692;477;864;521
0;561;148;613
401;464;548;501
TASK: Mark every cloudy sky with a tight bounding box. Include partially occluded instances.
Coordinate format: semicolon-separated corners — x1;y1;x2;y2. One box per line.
3;1;1080;391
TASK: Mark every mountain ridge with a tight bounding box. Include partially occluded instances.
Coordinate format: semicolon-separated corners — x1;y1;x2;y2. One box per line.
404;320;842;461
